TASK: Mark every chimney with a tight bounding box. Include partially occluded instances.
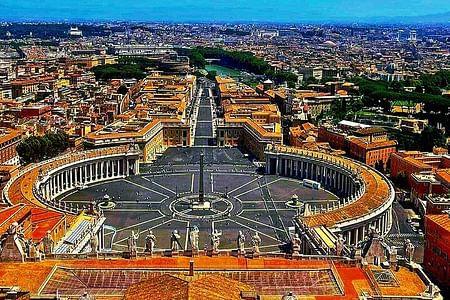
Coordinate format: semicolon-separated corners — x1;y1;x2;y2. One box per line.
189;260;194;276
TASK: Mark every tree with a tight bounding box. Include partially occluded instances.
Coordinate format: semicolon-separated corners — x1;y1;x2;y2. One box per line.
419;70;450;95
17;132;70;164
388;81;404;92
92;64;146;81
188;49;206;68
194;70;206;78
419;126;446;152
375;160;385;173
206;71;217;81
396;171;408;189
117;85;129;95
350;97;364;113
351;76;450;115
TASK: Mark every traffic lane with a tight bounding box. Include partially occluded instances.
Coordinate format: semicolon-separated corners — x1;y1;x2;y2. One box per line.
197;109;212;121
193;138;211;146
194;123;213;136
392;202;420;234
386;201;424;262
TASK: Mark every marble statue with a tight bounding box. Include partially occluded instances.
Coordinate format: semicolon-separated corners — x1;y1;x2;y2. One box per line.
189;225;199;251
145;230;156;254
292;233;301;255
0;222;27;262
211;229;222;253
29;241;42;261
78;291;95;300
90;230;99;254
127;230;140;255
403;239;415;262
251;231;262;254
42;230;54;255
335;234;345;256
237;230;246;254
0;234;6;253
171;230;182;251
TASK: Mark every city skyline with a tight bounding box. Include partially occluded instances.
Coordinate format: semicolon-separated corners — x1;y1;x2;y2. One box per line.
0;0;449;23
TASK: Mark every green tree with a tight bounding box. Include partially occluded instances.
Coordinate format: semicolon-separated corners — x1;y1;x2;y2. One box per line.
388;81;404;92
188;49;206;68
396;171;408;189
419;126;446;152
206;71;217;81
92;64;146;81
375;160;385;173
350;97;364;113
17;132;70;164
117;85;129;95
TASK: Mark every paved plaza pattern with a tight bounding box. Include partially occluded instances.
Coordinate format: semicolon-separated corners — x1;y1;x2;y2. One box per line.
60;147;338;253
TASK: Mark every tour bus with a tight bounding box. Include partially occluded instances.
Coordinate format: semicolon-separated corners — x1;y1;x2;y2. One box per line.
303;179;321;190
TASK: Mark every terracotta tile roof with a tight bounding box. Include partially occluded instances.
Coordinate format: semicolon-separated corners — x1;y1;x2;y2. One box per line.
354;127;387;135
435;169;450;186
403;157;432;169
86;119;160;140
223;116;282;140
215;76;237;84
426;214;450;231
349;138;397;150
30;207;65;241
370;266;427;296
0;204;32;235
0;128;22;145
304;164;390;227
123;274;254;300
0;258;429;299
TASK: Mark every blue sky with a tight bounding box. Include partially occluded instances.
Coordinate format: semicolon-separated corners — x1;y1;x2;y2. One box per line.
0;0;448;22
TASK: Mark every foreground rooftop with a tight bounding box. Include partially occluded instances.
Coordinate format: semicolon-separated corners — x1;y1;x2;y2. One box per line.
0;257;431;299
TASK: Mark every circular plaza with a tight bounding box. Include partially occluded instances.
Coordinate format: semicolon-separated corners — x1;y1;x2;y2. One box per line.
3;143;395;256
57;147;338;253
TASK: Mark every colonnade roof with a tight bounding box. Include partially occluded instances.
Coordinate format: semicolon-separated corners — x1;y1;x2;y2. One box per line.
303;165;390;228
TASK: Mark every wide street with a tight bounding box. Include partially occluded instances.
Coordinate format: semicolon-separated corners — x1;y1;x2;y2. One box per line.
193;80;215;146
385;201;424;262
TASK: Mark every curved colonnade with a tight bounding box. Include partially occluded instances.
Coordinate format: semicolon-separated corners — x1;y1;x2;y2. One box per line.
2;143;394;252
265;144;395;246
2;146;140;215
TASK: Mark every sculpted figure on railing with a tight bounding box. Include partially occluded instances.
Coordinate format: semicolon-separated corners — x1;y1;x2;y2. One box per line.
211;229;222;254
189;225;199;251
291;233;301;256
171;230;182;252
127;230;140;256
251;231;262;254
335;234;345;256
403;239;415;263
43;230;54;255
237;230;246;255
145;230;156;254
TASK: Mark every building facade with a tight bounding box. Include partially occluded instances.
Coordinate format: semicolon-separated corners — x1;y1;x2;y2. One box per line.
424;214;450;291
